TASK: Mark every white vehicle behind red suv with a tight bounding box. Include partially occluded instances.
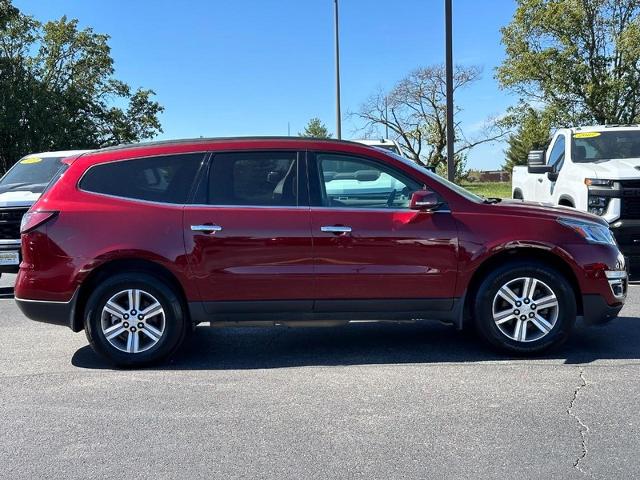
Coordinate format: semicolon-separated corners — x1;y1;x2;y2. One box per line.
0;150;90;276
512;125;640;267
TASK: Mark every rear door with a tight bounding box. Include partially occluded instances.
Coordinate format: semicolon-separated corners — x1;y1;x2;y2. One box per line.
308;151;459;311
183;150;314;315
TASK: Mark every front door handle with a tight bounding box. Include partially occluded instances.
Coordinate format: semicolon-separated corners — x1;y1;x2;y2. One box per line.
191;224;223;234
321;225;352;234
537;178;543;183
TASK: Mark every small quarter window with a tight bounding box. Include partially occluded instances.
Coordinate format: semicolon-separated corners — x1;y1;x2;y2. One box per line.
80;153;205;204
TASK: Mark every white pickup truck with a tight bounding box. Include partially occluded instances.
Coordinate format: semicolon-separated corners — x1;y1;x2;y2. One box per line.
512;125;640;266
0;150;90;276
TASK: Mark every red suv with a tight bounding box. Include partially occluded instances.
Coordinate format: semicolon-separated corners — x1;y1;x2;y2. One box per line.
15;138;627;366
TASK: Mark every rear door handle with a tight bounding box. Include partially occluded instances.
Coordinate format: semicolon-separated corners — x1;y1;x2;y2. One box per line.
321;225;352;234
191;224;223;233
537;178;543;183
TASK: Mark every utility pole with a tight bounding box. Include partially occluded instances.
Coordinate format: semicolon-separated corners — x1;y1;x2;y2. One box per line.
334;0;342;139
445;0;455;181
384;96;389;139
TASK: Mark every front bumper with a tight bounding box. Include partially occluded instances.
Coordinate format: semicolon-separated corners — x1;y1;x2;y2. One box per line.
15;289;80;331
582;294;624;325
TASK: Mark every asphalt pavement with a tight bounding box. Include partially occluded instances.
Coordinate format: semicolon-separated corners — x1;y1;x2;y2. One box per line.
1;273;639;479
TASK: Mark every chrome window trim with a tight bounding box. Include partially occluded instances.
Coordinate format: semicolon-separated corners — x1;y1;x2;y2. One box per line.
185;204;308;210
75;191;453;213
309;206;451;213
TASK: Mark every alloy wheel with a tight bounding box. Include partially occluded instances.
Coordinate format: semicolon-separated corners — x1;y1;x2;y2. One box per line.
491;277;559;343
100;289;166;353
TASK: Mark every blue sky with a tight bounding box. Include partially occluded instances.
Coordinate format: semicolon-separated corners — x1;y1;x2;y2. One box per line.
15;0;517;170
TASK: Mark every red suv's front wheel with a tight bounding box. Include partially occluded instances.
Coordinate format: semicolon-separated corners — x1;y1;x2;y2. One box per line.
473;261;577;354
84;272;188;367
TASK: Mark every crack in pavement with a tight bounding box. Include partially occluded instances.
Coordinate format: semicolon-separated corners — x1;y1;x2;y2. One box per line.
568;368;590;476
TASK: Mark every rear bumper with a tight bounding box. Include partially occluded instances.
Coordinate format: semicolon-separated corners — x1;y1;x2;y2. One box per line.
15;290;80;331
581;294;624;325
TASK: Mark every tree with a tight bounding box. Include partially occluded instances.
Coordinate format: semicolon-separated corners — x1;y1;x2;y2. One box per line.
0;0;163;172
352;64;507;177
498;0;640;127
299;117;332;138
503;108;552;171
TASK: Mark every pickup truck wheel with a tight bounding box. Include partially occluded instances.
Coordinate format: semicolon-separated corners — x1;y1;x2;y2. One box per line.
473;261;576;354
84;272;187;367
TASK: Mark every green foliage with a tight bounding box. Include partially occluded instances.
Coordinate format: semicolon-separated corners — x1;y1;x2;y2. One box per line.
498;0;640;127
503;108;552;171
460;181;512;199
435;152;470;182
0;1;163;172
299;118;332;139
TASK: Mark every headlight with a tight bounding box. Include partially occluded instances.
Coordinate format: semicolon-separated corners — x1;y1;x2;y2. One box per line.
587;195;609;216
584;178;614;187
557;217;616;245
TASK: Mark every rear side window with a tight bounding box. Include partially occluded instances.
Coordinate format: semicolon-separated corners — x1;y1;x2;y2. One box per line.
208;151;298;206
80;153;205;204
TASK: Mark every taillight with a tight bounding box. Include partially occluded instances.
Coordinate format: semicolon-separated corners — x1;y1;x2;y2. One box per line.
20;211;58;234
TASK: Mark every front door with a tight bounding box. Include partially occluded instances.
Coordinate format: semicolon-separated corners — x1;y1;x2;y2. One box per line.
308;152;459;311
183;150;314;314
537;134;566;201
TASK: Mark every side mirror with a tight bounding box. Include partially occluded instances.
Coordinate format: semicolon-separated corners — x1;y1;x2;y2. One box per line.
410;190;442;211
547;171;559;182
527;150;553;174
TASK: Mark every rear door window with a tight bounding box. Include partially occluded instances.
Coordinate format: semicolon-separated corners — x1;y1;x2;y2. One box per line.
207;151;299;206
80;153;205;204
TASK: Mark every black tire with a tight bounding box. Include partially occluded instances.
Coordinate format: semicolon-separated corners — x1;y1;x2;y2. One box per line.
473;260;576;354
84;272;188;367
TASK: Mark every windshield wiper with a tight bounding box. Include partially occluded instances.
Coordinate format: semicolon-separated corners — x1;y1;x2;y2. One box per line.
483;197;502;204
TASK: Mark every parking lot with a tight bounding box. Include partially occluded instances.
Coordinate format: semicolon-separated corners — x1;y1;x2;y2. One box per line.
0;273;638;479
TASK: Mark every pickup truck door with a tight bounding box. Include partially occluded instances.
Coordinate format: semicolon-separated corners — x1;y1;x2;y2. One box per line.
537;134;566;202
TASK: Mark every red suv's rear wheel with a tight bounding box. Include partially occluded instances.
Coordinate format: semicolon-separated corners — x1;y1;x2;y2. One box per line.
84;272;187;367
473;261;577;354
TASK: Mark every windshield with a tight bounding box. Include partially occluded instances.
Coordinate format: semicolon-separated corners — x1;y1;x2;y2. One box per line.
0;155;64;187
572;130;640;162
386;151;484;203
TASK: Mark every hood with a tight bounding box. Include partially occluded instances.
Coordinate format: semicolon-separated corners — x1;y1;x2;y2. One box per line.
488;199;608;226
0;186;42;208
585;157;640;179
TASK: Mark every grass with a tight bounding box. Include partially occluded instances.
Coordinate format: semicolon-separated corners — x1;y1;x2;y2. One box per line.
459;182;512;199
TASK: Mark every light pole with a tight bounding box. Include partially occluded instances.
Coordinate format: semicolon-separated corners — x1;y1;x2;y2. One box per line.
334;0;342;139
445;0;455;181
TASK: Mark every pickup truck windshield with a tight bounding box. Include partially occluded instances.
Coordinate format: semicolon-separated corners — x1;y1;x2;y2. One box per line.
572;131;640;162
0;156;63;187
